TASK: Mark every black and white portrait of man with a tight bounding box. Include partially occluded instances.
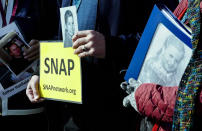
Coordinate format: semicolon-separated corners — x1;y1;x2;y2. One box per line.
60;6;78;48
138;23;192;86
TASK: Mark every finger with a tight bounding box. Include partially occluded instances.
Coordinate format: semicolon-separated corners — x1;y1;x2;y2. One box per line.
74;37;95;56
83;42;92;49
26;84;40;103
24;50;39;60
26;84;35;102
74;40;93;54
24;48;39;57
76;44;94;57
78;48;94;58
72;37;88;49
120;81;128;90
123;96;130;107
26;54;39;61
24;42;39;55
72;32;79;42
24;46;39;60
31;81;40;101
28;75;40;101
72;31;87;42
29;39;39;46
72;30;93;42
72;30;92;40
74;45;85;55
78;51;88;58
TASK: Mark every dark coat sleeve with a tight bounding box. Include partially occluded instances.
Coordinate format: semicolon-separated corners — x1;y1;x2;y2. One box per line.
14;0;41;42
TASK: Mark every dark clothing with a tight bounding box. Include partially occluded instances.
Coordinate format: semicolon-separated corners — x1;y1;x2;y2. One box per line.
14;0;41;42
0;112;47;131
40;0;178;131
0;65;14;87
9;57;31;75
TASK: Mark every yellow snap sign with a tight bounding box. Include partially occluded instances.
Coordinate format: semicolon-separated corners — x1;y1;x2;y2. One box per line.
39;42;82;104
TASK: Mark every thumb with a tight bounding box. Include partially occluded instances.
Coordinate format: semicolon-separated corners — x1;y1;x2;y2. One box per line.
29;39;39;46
26;81;40;102
29;75;40;101
123;96;130;107
32;81;40;100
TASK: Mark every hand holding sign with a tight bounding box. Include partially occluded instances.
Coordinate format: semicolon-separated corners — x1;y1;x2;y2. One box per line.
72;30;106;58
26;75;44;103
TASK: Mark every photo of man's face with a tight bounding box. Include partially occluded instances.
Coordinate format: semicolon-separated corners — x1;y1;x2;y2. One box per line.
9;43;22;59
162;44;184;73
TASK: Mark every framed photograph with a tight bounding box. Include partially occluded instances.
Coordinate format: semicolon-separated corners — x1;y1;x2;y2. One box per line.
0;32;34;77
60;6;78;48
124;4;192;86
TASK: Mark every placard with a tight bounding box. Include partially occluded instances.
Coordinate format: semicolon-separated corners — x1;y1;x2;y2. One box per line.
40;42;82;103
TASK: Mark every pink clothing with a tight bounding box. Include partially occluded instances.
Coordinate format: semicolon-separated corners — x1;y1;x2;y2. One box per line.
134;83;202;130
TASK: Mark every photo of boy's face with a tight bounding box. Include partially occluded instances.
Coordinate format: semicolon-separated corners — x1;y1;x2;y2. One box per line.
66;15;75;37
9;43;22;59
